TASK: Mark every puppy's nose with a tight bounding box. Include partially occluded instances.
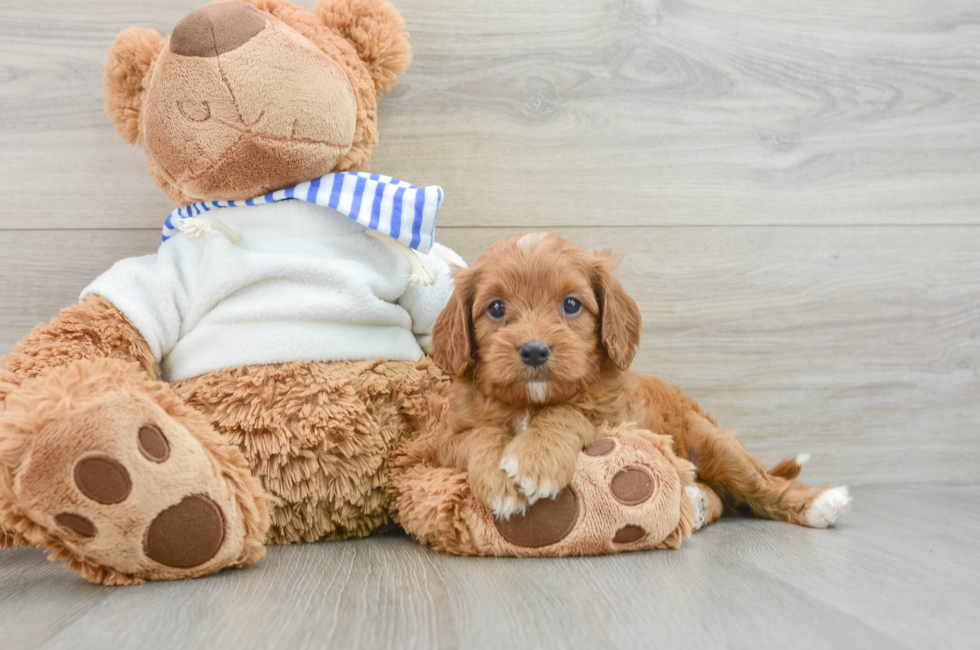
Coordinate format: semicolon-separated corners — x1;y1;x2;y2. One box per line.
170;2;267;57
519;341;552;368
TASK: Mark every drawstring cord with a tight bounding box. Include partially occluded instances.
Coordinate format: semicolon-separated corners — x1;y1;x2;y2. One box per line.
364;229;436;286
177;217;242;244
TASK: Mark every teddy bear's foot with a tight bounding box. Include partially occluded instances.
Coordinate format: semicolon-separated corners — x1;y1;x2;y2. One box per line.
393;422;698;556
479;426;696;555
0;359;269;584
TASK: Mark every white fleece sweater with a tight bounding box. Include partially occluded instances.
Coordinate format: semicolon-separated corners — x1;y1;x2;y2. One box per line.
82;200;465;382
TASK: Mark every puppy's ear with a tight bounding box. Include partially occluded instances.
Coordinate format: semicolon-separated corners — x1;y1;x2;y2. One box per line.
431;267;477;377
104;27;165;145
592;251;642;370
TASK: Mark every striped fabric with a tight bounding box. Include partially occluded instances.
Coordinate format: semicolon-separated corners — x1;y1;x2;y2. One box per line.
161;172;444;253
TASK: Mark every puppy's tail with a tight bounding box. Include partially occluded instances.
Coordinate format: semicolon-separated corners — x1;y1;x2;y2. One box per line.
768;452;811;480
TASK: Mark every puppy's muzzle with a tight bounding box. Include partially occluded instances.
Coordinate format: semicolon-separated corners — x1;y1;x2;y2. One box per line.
519;341;551;368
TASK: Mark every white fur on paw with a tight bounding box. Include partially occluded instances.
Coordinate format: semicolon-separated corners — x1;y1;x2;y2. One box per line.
499;455;520;479
499;456;560;503
685;485;708;531
517;476;559;504
806;486;852;528
796;452;812;466
490;494;526;520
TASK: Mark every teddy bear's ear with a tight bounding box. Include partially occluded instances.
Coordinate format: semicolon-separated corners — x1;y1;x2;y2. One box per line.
314;0;412;94
103;27;165;145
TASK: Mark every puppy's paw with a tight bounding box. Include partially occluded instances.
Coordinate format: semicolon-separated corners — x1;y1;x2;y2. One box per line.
684;485;708;532
490;492;527;520
500;453;561;504
805;486;852;528
500;435;577;505
470;465;528;520
499;453;561;502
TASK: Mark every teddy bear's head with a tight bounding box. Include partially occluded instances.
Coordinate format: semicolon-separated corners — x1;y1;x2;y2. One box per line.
104;0;410;206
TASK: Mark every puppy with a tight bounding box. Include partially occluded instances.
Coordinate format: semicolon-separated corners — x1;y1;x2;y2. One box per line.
430;232;851;529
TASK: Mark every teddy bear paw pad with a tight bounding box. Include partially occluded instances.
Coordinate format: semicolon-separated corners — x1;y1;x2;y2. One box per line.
144;494;225;568
612;524;646;544
73;455;132;504
493;488;580;548
610;466;656;505
582;439;615;457
54;513;98;537
137;424;170;462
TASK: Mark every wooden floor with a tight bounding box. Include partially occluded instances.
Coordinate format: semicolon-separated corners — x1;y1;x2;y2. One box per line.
1;0;978;648
3;485;980;649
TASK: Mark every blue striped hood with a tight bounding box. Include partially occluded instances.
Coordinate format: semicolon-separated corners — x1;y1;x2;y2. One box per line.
162;172;444;254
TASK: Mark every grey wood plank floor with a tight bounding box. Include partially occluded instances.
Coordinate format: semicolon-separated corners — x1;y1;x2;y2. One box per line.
3;486;978;649
1;0;978;648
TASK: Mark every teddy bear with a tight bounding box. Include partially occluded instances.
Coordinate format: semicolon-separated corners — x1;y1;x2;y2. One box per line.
0;0;700;584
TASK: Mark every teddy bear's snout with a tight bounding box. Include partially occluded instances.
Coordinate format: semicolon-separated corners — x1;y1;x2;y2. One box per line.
170;2;267;58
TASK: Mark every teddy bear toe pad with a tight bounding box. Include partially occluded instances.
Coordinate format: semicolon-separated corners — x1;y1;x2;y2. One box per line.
54;512;97;537
494;488;580;548
16;393;247;580
73;455;132;504
137;424;170;463
143;494;225;568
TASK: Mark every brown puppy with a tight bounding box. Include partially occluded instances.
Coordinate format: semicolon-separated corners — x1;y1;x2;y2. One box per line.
431;232;851;529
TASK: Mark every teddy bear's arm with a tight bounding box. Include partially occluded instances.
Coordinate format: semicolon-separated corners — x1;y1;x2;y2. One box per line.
397;243;467;354
0;295;157;402
78;250;191;368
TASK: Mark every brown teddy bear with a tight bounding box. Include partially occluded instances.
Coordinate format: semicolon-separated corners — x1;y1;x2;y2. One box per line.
0;0;699;585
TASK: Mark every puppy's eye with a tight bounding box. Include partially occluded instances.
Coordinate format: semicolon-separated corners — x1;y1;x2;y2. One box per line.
562;297;582;316
487;300;506;320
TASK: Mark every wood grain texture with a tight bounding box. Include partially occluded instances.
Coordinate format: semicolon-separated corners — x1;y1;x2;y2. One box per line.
1;0;979;647
1;486;978;650
1;0;980;228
